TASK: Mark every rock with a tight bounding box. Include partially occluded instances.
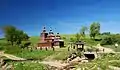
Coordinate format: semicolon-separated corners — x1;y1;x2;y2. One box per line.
67;58;71;63
70;57;82;63
81;60;88;63
76;68;81;70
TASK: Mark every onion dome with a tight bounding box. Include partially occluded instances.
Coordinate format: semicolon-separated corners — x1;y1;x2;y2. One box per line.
42;26;46;32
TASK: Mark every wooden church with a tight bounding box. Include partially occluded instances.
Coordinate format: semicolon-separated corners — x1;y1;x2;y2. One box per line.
37;27;64;48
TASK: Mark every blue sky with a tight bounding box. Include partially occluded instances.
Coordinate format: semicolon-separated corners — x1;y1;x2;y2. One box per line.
0;0;120;37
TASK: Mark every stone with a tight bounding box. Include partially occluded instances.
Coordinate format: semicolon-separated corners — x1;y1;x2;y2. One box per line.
70;57;82;63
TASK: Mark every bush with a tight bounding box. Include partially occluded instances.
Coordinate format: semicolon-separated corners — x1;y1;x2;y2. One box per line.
100;35;114;45
4;46;22;54
0;46;4;50
21;41;31;48
111;34;120;44
83;38;100;46
100;34;120;45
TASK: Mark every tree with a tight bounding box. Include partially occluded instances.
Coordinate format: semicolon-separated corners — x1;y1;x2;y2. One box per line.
70;38;76;42
3;26;16;45
75;33;80;41
3;26;29;46
15;30;24;45
101;32;110;35
100;35;113;45
80;26;88;38
90;22;100;39
22;33;29;41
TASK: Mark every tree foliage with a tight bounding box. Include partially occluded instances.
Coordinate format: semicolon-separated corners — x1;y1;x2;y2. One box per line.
90;22;100;39
100;35;113;45
3;26;29;46
100;34;120;45
70;38;76;42
80;26;88;38
75;33;81;41
101;32;111;35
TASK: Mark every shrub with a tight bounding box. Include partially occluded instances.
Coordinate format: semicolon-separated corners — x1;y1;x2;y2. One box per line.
83;38;100;46
100;35;114;45
4;46;22;54
21;41;31;48
100;34;120;45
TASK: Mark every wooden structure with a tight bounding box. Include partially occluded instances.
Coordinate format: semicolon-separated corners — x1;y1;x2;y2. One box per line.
37;27;64;48
75;41;84;51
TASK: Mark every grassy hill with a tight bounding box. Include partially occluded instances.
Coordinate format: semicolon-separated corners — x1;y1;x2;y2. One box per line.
29;36;40;45
1;35;120;70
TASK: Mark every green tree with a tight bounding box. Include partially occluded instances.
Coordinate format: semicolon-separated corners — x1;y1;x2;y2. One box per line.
15;30;24;45
3;26;16;45
75;33;80;41
80;26;88;38
101;32;111;35
70;38;76;42
3;26;29;46
100;35;113;45
22;33;29;41
90;22;100;39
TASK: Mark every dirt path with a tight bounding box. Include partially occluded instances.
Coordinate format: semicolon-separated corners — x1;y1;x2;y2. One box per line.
0;51;26;61
96;44;115;53
3;54;26;60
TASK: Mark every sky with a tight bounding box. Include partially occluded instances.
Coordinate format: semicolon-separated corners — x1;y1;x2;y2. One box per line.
0;0;120;37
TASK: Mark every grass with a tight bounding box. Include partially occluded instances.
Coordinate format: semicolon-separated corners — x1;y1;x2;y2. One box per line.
110;60;120;67
83;38;100;46
52;48;72;60
29;36;40;45
0;35;100;61
76;53;120;70
14;50;56;60
0;38;72;61
9;61;48;70
2;36;120;69
103;45;120;52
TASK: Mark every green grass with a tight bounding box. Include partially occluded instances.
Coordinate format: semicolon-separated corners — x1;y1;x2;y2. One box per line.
52;48;72;60
29;36;40;45
4;46;71;61
103;45;120;52
2;36;120;69
9;61;48;70
83;38;100;46
16;50;56;60
76;53;120;70
110;60;120;67
4;48;57;60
